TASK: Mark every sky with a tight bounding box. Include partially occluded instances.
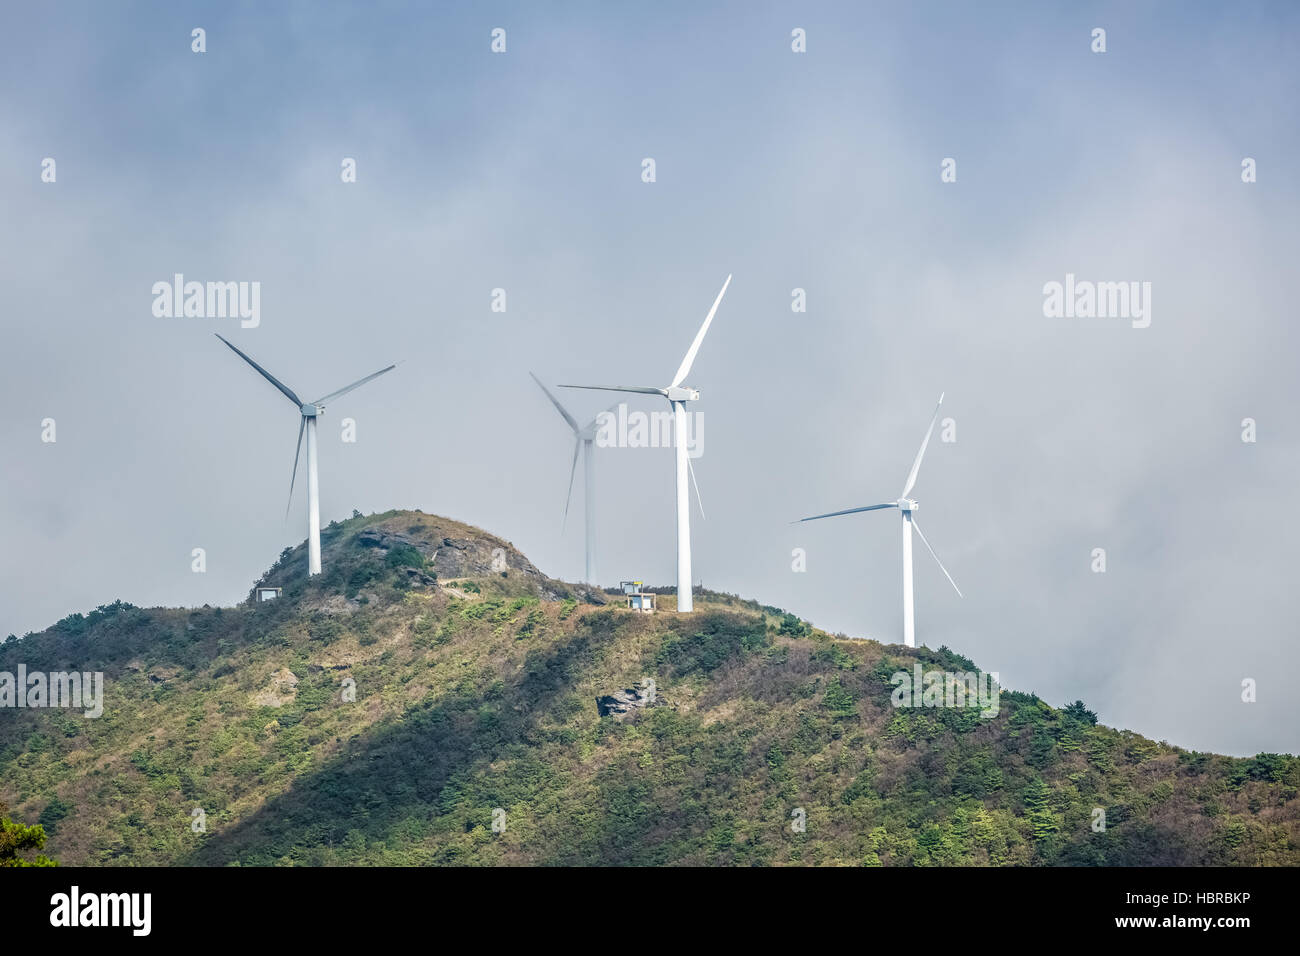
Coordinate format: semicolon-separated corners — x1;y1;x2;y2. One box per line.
2;1;1297;756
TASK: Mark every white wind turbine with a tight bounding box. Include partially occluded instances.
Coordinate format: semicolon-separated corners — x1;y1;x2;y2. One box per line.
562;274;731;613
214;333;396;576
530;372;617;585
798;393;962;647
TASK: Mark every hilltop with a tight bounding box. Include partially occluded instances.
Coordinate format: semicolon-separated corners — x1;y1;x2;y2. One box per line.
1;509;1297;866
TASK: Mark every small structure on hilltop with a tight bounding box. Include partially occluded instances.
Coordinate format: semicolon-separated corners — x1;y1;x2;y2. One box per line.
255;586;282;603
620;580;655;613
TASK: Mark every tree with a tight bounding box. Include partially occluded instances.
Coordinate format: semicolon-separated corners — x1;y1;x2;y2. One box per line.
777;612;811;638
1023;777;1060;843
1063;700;1098;725
0;802;57;866
822;678;857;719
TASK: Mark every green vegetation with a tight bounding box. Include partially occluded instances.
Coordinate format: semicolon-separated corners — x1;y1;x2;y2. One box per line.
384;544;426;570
1;510;1297;866
1;802;56;866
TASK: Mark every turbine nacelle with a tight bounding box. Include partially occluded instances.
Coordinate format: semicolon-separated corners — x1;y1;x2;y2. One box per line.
666;385;700;402
897;498;917;513
301;404;321;418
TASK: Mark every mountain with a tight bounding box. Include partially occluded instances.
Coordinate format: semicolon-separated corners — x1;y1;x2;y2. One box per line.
2;509;1297;866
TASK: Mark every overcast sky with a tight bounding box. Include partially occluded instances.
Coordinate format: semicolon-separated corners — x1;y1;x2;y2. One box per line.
2;2;1297;756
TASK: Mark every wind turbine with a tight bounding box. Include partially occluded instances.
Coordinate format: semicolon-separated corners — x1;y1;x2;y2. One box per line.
214;333;396;576
562;274;731;612
530;372;616;585
798;393;961;647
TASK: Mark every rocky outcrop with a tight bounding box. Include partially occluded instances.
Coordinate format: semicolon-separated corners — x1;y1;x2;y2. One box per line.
596;685;662;718
253;510;611;606
356;526;545;580
250;667;299;708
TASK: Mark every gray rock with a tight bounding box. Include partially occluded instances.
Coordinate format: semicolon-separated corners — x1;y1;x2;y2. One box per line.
596;686;660;718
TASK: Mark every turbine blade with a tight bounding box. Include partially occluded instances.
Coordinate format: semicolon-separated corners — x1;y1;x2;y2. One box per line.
560;384;666;396
797;503;897;523
286;416;306;519
531;371;580;433
561;439;580;532
901;392;945;498
583;402;622;434
312;363;397;406
670;274;732;388
214;333;302;407
912;518;963;598
687;456;706;521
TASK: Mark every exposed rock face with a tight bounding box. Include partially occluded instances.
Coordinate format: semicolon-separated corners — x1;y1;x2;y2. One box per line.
596;685;662;718
126;660;181;684
356;527;544;581
250;667;299;708
252;510;611;605
399;566;439;588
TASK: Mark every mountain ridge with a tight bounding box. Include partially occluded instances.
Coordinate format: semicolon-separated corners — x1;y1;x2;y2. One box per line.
2;509;1297;866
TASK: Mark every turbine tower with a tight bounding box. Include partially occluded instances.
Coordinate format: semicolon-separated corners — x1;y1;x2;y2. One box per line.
798;393;961;647
562;274;731;612
530;372;614;584
214;334;396;576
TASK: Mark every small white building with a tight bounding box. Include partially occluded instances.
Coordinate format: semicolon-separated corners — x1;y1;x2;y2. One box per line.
620;581;655;613
255;587;282;603
627;593;655;612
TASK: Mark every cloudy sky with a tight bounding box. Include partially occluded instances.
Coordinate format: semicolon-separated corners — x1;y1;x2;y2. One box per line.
2;2;1297;756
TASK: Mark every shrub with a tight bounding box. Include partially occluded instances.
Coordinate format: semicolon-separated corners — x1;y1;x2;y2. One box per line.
37;798;71;835
385;544;425;570
822;678;857;718
776;613;811;638
655;614;769;676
